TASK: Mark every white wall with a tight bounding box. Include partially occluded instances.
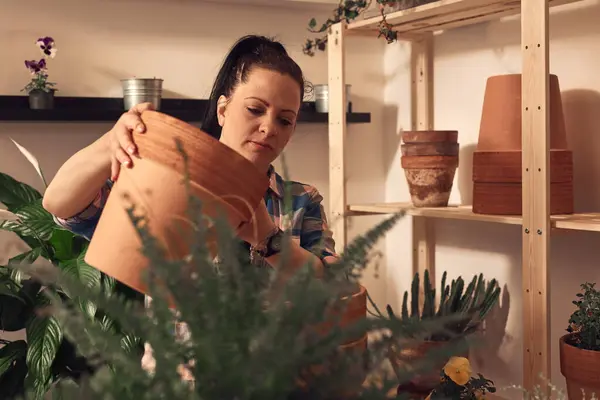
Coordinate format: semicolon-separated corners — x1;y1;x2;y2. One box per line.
382;0;600;393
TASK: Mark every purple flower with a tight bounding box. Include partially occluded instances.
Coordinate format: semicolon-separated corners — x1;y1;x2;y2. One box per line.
36;36;57;58
24;59;47;74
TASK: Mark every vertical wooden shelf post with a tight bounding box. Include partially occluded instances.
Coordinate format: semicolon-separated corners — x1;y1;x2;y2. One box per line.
328;22;348;249
411;32;436;303
521;0;551;395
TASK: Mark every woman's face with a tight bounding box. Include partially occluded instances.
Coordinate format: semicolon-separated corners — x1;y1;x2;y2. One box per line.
216;66;302;173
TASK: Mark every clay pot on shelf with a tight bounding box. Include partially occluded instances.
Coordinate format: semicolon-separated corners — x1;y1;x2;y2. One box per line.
84;110;270;298
401;130;459;208
476;73;568;151
472;150;574;215
472;73;574;215
560;333;600;399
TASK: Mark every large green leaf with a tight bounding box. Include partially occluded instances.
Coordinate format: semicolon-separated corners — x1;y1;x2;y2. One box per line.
0;199;57;243
0;172;42;212
7;247;43;285
59;251;101;290
49;229;75;261
0;340;27;378
59;249;102;319
25;292;63;389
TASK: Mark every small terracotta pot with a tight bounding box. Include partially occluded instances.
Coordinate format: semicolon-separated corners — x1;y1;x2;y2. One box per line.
84;110;270;297
477;74;568;151
401;156;458;207
560;333;600;399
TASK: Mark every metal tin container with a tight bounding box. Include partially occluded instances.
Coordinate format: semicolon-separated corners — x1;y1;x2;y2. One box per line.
314;84;351;113
122;78;163;111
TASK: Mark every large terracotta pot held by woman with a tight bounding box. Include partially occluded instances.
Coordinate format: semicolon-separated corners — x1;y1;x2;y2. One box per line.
84;110;270;296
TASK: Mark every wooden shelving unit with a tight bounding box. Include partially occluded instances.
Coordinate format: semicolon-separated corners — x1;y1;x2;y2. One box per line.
326;0;586;396
0;95;371;124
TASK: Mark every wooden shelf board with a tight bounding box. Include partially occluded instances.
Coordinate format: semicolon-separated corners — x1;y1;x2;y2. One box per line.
347;0;581;34
347;202;522;224
347;203;600;232
0;96;371;124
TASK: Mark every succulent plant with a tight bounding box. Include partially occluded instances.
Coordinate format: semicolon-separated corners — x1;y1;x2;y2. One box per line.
396;270;501;341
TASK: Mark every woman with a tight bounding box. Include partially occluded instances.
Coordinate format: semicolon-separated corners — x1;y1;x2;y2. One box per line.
42;34;338;282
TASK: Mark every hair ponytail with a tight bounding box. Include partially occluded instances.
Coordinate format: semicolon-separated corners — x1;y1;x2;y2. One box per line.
201;35;307;139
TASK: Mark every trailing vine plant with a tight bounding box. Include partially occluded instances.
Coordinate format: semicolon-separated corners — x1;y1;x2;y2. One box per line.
302;0;438;56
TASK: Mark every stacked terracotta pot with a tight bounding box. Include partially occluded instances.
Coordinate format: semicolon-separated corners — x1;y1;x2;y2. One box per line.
472;74;574;215
401;130;459;207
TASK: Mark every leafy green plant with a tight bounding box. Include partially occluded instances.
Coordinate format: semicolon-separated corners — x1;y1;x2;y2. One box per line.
302;0;439;56
0;139;142;399
385;269;501;341
7;140;467;400
566;282;600;351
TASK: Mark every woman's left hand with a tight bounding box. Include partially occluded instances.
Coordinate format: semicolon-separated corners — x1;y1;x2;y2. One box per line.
236;201;277;247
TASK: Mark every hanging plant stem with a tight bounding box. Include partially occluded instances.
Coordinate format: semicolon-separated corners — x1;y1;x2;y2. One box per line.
302;0;438;56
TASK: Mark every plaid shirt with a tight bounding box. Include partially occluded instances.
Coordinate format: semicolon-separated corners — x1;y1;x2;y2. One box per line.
54;166;338;266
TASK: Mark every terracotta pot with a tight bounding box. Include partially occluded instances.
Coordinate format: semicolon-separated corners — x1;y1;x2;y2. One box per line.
477;74;568;151
389;339;469;393
472;181;573;215
84;110;270;297
297;284;369;398
401;156;458;207
312;284;368;343
472;150;573;183
560;333;600;399
297;334;369;398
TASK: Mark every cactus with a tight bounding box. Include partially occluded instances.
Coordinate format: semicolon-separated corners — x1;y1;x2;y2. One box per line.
397;270;501;341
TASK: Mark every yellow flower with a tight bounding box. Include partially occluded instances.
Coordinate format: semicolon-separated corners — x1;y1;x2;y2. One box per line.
443;356;472;386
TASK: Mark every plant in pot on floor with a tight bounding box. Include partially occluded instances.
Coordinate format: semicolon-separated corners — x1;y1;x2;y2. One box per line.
302;0;439;56
21;36;59;109
560;281;600;399
383;269;501;398
0;139;142;399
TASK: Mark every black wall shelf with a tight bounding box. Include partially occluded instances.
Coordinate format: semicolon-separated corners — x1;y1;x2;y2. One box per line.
0;96;371;124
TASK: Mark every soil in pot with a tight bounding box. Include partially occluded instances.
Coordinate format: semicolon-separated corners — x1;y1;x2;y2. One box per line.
560;332;600;399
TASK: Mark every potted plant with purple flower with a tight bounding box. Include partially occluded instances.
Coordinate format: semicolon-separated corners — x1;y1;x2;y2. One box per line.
22;36;58;109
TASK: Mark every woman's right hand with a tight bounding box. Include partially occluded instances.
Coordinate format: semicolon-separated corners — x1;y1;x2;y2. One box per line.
106;102;156;181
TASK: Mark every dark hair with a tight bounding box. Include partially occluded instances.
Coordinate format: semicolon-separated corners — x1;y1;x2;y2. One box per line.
201;35;310;139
